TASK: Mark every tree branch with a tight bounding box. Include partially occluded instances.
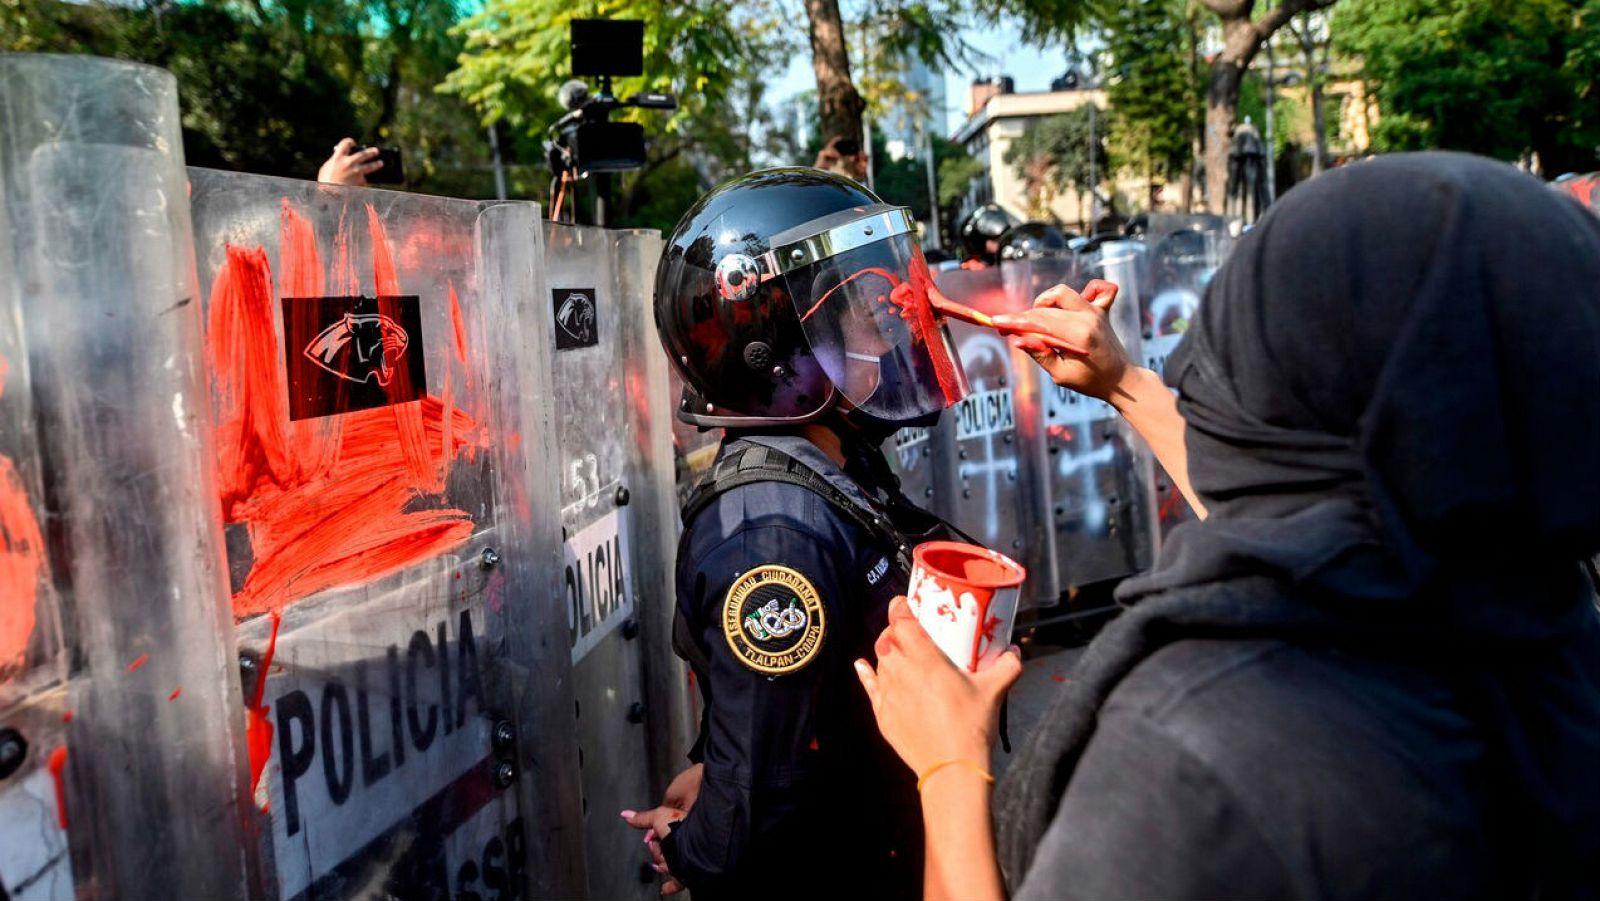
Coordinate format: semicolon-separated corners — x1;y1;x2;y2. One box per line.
1198;0;1254;19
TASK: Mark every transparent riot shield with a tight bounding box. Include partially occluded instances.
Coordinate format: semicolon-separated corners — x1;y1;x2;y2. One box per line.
0;55;251;900
612;231;694;810
1142;215;1232;534
1010;246;1159;598
668;381;722;508
544;222;685;901
189;171;577;900
926;265;1051;606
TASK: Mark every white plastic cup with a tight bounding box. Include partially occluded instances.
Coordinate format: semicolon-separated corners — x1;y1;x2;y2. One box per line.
906;540;1026;672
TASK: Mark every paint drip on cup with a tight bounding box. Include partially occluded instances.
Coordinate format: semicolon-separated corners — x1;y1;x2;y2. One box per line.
906;541;1026;672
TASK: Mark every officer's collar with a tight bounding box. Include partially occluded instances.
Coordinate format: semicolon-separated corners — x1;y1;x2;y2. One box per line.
734;433;886;519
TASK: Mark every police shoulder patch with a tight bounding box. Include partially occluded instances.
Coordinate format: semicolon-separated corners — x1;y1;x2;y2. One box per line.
721;565;827;675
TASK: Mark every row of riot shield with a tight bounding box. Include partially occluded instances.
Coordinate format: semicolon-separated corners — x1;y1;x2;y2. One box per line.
0;54;685;901
893;219;1232;612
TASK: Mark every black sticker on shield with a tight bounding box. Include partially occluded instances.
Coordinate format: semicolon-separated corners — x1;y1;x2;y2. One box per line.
281;295;428;421
553;287;599;350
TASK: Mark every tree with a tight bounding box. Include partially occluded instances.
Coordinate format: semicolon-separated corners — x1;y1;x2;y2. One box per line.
1104;0;1200;208
2;0;498;191
803;0;1099;153
1196;0;1338;209
1285;9;1333;174
444;0;790;227
1003;105;1111;228
1335;0;1600;174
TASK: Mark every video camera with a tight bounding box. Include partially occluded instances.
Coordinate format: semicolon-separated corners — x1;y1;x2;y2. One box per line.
546;19;678;177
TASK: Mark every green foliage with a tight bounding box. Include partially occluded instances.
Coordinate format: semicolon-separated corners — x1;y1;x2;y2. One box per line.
1003;104;1109;217
1102;0;1198;185
0;0;495;190
444;0;798;228
1335;0;1600;171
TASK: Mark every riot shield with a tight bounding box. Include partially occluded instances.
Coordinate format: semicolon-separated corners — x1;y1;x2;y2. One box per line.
1142;215;1232;533
1009;246;1159;596
544;222;686;901
0;55;251;900
927;265;1051;606
189;171;577;900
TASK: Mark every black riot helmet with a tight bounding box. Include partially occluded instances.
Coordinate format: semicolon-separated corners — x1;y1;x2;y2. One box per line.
959;203;1020;264
655;167;970;429
997;221;1072;261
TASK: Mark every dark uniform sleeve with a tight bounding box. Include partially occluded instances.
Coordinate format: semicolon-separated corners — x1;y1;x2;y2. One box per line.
1013;708;1294;901
660;521;851;892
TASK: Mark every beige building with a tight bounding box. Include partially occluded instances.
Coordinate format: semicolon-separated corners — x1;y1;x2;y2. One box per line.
952;78;1149;234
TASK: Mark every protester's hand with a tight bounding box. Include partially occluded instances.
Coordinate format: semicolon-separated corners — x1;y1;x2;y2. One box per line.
317;138;382;186
993;279;1130;401
854;597;1022;777
621;805;688;894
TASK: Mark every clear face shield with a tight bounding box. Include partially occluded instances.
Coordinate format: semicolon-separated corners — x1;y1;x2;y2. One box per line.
767;205;970;422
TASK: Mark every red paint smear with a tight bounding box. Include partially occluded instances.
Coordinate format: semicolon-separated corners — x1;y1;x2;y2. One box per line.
1051;673;1067;683
168;687;183;701
61;710;73;723
0;457;44;678
797;258;963;405
126;653;149;672
245;610;281;808
448;282;469;364
47;745;68;829
208;201;488;618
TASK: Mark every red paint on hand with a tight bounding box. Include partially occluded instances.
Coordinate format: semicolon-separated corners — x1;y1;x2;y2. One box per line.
47;745;68;829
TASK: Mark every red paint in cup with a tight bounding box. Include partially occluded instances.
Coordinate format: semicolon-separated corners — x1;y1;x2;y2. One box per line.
906;541;1026;672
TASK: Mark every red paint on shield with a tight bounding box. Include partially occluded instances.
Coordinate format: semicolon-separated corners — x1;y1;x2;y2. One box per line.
47;745;68;829
244;610;281;809
0;354;44;682
207;201;487;618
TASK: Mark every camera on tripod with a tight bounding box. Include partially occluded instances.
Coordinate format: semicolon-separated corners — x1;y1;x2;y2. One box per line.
547;19;678;177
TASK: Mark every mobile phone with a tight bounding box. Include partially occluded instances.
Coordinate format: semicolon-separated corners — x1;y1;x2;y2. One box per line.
365;146;404;185
834;138;861;157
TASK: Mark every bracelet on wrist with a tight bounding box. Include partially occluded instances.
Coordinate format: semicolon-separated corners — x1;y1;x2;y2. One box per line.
916;758;995;792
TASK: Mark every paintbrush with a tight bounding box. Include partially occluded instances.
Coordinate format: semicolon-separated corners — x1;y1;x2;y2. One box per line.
928;293;1089;357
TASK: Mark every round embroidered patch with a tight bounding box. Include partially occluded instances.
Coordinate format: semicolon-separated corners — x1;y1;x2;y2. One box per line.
722;565;827;675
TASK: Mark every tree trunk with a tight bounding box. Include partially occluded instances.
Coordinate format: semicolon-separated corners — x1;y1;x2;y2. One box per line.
1201;0;1337;210
1205;57;1243;212
803;0;865;144
1309;80;1328;174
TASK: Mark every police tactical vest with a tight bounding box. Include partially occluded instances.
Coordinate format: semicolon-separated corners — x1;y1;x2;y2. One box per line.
673;441;966;674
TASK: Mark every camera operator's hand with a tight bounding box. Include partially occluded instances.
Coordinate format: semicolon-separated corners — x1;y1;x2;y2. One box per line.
318;138;382;186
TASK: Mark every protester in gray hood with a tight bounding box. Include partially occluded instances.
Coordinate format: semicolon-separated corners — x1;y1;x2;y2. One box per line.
858;152;1600;900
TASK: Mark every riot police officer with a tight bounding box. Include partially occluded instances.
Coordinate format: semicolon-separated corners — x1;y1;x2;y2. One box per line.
959;202;1021;267
624;168;974;900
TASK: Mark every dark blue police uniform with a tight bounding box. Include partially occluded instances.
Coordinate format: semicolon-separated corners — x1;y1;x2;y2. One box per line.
660;432;952;900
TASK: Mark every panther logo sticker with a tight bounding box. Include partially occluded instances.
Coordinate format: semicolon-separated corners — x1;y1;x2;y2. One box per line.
281;295;427;421
303;313;410;386
553;287;599;349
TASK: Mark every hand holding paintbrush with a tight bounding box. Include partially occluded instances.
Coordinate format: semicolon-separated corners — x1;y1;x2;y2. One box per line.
980;279;1132;403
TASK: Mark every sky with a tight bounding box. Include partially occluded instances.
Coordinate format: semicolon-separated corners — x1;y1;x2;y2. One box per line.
769;20;1073;137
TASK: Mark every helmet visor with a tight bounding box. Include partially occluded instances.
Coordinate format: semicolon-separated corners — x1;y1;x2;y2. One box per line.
782;209;969;421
